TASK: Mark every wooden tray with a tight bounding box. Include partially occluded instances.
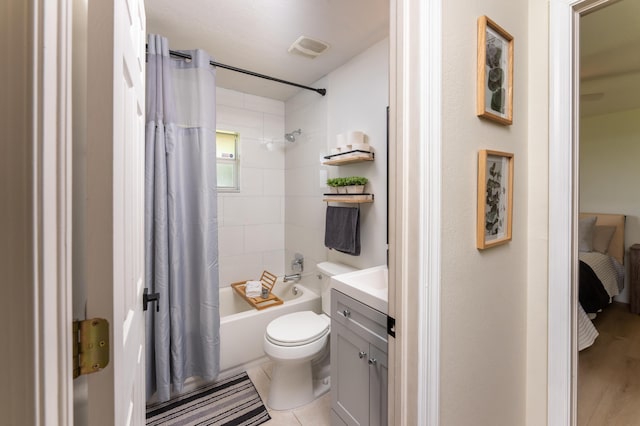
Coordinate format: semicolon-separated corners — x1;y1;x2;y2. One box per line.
231;270;283;310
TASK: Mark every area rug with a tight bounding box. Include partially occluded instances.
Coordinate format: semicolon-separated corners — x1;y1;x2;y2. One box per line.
146;372;271;426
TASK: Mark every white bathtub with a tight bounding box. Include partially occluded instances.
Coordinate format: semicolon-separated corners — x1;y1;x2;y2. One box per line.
219;276;321;375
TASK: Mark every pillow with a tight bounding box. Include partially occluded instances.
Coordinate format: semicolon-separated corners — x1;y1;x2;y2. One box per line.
578;216;597;252
592;225;616;254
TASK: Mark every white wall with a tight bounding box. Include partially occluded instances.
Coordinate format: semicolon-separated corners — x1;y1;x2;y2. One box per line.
579;107;640;303
284;38;389;276
216;88;287;286
440;2;529;424
1;1;36;423
526;0;550;424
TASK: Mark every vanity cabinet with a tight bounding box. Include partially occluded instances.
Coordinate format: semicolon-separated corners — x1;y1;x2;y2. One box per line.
331;289;388;426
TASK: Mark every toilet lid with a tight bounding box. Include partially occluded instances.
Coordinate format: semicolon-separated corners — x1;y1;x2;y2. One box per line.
266;311;330;347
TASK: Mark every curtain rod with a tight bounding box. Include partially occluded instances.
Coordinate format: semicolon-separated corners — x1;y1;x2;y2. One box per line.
160;48;327;97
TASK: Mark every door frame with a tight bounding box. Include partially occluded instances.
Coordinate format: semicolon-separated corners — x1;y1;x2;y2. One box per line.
32;0;74;424
35;0;444;423
548;0;614;424
389;0;441;424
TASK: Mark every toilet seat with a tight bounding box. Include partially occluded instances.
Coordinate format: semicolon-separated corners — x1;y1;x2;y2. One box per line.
266;311;329;347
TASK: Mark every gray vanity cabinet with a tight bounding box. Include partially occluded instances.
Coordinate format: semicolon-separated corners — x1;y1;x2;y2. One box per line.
331;289;388;426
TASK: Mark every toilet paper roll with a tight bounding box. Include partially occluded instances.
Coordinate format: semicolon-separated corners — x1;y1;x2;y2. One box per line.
348;131;365;146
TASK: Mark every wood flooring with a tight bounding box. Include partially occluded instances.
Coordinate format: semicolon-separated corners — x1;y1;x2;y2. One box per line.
578;302;640;425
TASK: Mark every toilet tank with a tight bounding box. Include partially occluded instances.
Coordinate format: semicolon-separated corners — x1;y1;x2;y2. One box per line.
317;262;358;315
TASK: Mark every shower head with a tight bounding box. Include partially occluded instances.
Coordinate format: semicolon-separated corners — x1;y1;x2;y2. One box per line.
284;129;302;142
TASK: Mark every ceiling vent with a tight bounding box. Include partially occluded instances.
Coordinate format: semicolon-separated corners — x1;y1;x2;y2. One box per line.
288;36;330;59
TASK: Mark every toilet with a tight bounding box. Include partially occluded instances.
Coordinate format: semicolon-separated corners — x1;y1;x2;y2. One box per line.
263;261;357;411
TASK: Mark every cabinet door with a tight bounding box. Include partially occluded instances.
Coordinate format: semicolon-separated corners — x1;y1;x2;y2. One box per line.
331;320;370;426
368;343;388;426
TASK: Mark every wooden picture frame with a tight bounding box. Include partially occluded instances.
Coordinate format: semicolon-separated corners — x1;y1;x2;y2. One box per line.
477;150;513;249
477;16;514;125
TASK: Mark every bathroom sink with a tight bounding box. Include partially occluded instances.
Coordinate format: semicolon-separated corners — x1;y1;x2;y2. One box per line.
330;265;388;314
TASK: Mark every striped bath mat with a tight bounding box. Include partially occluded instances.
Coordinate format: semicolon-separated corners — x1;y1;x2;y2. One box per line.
146;372;271;426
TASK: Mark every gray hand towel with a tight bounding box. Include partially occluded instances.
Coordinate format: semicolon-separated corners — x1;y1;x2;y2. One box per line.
324;206;360;256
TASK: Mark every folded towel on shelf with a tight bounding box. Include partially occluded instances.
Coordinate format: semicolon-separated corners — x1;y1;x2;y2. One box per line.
324;206;360;256
245;280;262;298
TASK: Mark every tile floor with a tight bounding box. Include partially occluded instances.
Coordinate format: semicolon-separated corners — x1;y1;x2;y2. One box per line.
247;362;331;426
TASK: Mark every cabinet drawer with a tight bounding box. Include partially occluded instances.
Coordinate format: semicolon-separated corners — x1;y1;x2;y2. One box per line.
332;289;387;345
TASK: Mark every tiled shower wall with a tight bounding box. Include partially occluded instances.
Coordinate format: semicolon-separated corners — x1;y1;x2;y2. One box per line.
216;88;286;287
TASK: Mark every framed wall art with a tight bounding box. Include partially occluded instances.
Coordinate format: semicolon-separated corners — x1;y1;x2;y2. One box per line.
477;150;513;249
477;16;513;125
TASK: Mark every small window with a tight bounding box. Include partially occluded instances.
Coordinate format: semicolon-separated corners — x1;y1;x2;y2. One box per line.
216;130;239;191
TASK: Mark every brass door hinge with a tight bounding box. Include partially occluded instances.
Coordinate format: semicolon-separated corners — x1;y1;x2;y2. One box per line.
73;318;110;379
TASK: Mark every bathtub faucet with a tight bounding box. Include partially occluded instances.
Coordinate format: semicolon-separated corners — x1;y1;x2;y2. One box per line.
283;273;302;282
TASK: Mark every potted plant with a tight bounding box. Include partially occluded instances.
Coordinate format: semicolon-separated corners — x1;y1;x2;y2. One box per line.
345;176;368;194
327;176;368;194
326;178;339;193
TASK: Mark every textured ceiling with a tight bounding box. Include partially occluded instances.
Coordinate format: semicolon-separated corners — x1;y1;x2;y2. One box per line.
580;0;640;117
146;0;390;101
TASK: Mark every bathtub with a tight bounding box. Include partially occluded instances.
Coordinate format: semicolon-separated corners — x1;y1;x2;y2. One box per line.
219;276;321;376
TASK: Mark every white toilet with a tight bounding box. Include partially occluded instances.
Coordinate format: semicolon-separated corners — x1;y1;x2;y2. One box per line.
263;261;357;411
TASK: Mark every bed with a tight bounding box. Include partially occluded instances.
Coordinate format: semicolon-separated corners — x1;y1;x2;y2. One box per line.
577;213;626;351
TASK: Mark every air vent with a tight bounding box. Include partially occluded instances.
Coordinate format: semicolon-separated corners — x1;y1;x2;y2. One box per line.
288;36;330;59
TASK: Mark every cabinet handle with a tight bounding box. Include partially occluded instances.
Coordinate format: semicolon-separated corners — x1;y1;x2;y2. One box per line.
359;351;367;359
342;309;351;318
368;358;377;365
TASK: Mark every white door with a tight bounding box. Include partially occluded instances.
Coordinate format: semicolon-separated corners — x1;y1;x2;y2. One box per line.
85;0;146;424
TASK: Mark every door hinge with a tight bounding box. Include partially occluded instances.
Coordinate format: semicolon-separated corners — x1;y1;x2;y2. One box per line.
73;318;110;379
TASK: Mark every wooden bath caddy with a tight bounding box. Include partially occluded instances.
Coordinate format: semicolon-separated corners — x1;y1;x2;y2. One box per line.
231;270;283;310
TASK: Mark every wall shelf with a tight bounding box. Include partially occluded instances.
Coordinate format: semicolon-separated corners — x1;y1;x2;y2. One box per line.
323;193;374;203
322;150;375;165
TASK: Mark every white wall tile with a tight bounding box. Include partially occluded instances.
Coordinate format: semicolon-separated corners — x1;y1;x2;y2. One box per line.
216;104;264;129
218;253;263;287
285;196;324;230
262;250;286;276
244;224;285;252
263;169;285;196
285;224;327;264
285;135;327;168
264;113;286;141
285;166;321;197
243;93;285;115
239;167;263;196
241;138;285;169
217;197;225;226
216;87;244;109
218;226;244;256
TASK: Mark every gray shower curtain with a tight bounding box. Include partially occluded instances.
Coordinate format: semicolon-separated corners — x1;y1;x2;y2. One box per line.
145;34;220;403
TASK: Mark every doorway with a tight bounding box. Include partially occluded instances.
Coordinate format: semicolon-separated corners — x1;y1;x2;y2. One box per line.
548;0;640;423
577;0;640;423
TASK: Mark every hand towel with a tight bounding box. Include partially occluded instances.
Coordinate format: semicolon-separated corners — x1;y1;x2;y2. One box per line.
245;280;262;298
324;206;360;256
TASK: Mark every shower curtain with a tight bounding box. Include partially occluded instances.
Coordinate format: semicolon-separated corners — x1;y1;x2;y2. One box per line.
145;34;220;403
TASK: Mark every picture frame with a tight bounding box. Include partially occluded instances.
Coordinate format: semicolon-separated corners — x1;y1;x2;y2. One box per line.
477;150;514;249
477;16;514;125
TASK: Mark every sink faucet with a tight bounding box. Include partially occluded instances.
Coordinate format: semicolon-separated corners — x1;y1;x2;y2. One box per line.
283;273;301;282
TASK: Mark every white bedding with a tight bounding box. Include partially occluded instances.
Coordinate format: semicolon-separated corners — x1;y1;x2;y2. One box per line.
579;251;623;298
577;252;625;351
578;303;598;351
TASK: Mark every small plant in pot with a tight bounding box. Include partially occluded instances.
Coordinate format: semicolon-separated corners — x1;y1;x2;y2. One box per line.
326;178;340;194
345;176;368;194
328;177;368;194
